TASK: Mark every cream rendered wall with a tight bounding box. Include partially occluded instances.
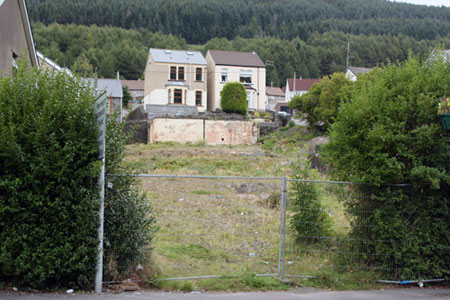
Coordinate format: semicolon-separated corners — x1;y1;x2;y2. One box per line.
149;119;204;143
206;52;217;111
148;118;258;145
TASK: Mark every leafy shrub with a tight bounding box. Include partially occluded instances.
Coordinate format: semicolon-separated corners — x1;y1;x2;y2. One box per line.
289;150;331;243
220;82;247;115
103;115;157;280
323;55;450;279
0;61;100;289
289;73;352;132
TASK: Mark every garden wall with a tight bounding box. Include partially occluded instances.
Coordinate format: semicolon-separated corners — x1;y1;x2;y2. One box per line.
148;118;258;145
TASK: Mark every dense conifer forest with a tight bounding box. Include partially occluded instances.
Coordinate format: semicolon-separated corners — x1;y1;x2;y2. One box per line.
28;0;450;83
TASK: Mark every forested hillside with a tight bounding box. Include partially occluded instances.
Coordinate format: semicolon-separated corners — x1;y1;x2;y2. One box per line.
28;0;450;83
27;0;450;44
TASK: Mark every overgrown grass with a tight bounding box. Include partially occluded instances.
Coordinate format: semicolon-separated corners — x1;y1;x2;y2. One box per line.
125;133;386;291
258;125;316;153
153;273;289;292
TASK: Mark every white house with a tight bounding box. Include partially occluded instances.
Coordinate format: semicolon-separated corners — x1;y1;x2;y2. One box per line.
284;78;320;103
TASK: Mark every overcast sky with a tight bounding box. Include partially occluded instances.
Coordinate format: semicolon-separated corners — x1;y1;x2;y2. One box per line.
389;0;450;6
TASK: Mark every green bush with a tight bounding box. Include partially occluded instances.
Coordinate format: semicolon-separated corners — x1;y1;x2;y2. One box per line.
289;73;353;132
220;82;247;115
323;54;450;279
0;61;100;289
103;115;157;280
289;150;331;243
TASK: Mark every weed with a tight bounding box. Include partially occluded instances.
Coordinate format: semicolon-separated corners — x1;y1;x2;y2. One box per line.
180;281;194;292
191;190;215;195
241;273;288;290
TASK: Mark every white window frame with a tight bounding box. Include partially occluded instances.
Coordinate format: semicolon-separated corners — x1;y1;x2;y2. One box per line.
221;68;228;83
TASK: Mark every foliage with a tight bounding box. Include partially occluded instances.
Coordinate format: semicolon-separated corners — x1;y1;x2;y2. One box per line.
27;0;450;44
0;60;100;289
103;115;157;280
258;126;314;153
322;55;450;279
32;22;186;80
289;150;331;243
220;82;247;115
31;20;450;86
289;73;353;132
122;86;133;108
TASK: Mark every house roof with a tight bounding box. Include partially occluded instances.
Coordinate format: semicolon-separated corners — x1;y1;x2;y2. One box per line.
348;66;372;76
150;48;207;65
287;78;320;91
208;50;265;68
85;78;123;98
36;50;72;76
121;80;144;90
266;86;285;97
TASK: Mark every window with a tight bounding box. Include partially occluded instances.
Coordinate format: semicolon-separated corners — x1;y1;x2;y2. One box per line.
195;91;202;106
170;66;177;80
221;68;228;83
168;89;172;103
196;68;202;81
178;67;185;80
174;89;183;104
240;70;252;85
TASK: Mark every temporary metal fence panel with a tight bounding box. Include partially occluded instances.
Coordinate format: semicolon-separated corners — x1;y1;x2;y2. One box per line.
104;174;411;285
131;174;285;281
282;179;409;283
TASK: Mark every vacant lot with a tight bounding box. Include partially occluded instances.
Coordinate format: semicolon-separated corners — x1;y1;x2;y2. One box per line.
123;130;382;291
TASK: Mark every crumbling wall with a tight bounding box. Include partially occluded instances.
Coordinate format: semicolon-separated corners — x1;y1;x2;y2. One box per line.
148;118;258;145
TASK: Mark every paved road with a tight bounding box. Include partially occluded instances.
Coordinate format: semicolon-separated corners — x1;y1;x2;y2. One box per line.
1;288;450;300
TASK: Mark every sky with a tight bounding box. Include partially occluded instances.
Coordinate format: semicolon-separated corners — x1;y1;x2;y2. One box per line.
389;0;450;6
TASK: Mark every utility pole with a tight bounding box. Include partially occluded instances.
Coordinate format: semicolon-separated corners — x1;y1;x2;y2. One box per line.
346;42;350;72
293;72;296;99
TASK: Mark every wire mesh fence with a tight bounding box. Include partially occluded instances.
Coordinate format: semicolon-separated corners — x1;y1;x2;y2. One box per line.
135;175;285;280
283;180;410;283
105;174;411;284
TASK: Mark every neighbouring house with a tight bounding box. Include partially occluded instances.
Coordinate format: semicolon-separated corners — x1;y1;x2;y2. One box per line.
36;51;72;76
265;85;286;111
143;49;208;115
0;0;38;75
206;50;266;112
85;78;123;120
345;66;372;82
122;80;144;101
284;78;320;102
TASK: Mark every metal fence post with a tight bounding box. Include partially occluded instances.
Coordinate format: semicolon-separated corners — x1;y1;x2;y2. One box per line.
94;94;106;295
277;177;285;278
281;177;288;279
